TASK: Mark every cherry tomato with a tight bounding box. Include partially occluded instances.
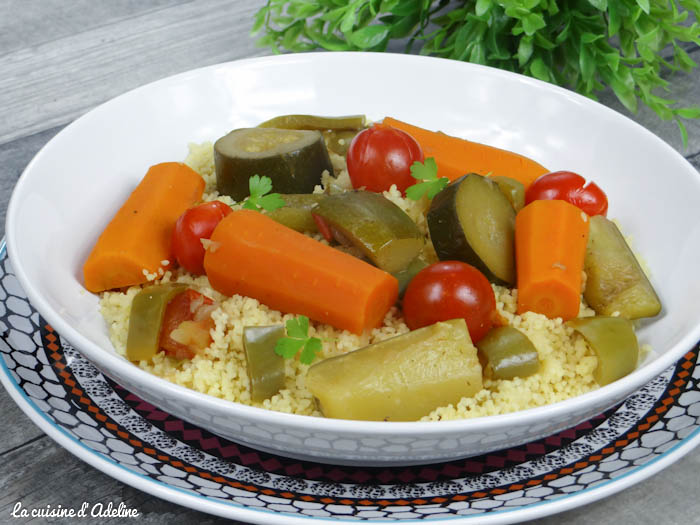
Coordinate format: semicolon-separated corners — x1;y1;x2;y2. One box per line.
525;171;608;216
346;124;424;194
171;201;232;274
402;261;497;343
160;289;216;360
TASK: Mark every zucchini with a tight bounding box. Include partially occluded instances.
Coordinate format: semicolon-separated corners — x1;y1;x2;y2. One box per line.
321;129;361;156
427;174;516;285
490;175;525;213
584;215;661;319
214;128;333;201
305;319;482;421
265;194;326;233
314;191;423;274
568;316;639;386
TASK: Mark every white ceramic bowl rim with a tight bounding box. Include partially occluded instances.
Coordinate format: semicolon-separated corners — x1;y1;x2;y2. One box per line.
7;52;700;437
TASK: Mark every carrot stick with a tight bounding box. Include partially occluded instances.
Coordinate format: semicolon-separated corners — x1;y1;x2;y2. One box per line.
203;210;398;334
515;199;589;320
83;162;205;292
382;117;549;189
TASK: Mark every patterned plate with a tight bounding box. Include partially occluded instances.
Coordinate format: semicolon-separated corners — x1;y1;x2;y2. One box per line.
1;242;699;525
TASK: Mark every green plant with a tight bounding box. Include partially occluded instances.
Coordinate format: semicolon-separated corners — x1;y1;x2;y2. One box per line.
252;0;700;146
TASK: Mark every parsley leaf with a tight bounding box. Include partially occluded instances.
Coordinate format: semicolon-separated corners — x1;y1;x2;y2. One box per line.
274;315;322;365
243;175;286;212
405;157;449;200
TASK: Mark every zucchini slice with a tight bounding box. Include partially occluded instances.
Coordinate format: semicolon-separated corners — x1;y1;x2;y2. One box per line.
214;128;333;201
568;316;639;386
583;215;661;319
427;174;516;285
490;175;525;213
321;129;361;156
314;191;423;274
305;319;482;421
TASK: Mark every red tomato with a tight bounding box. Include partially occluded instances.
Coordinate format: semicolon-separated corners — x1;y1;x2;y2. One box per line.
171;201;232;274
347;124;424;193
159;289;216;360
312;213;333;242
402;261;497;343
525;171;608;216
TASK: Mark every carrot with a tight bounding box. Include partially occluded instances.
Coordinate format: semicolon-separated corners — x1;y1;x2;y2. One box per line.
83;162;205;292
515;199;589;320
382;117;549;188
203;210;398;334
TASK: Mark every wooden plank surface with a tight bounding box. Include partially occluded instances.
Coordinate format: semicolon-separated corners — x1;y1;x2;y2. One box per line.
0;0;267;144
1;1;699;524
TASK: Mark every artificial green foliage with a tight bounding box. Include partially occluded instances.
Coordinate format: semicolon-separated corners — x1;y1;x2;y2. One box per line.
252;0;700;145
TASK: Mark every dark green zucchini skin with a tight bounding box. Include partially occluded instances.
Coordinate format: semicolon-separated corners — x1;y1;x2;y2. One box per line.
214;128;334;201
315;191;423;274
427;174;515;286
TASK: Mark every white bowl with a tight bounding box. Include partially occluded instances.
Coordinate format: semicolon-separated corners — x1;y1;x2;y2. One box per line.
7;52;700;466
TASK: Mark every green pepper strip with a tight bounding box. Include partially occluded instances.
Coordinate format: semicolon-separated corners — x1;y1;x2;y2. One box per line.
265;194;326;233
476;325;540;379
393;254;431;299
243;325;286;402
126;283;187;361
257;114;366;131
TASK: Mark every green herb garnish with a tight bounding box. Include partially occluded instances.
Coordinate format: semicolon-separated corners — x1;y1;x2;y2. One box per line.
405;158;449;200
252;0;700;147
274;315;322;365
243;175;286;212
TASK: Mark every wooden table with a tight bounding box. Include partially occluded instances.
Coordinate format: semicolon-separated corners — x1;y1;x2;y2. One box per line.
1;1;698;523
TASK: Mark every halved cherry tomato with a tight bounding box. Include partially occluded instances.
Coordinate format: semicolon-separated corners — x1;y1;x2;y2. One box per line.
347;124;424;194
159;289;216;360
525;171;608;216
171;201;232;274
402;261;497;343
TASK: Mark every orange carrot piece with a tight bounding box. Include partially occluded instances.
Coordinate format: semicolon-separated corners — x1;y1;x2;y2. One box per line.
515;199;589;320
83;162;205;292
203;210;399;334
382;117;549;188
